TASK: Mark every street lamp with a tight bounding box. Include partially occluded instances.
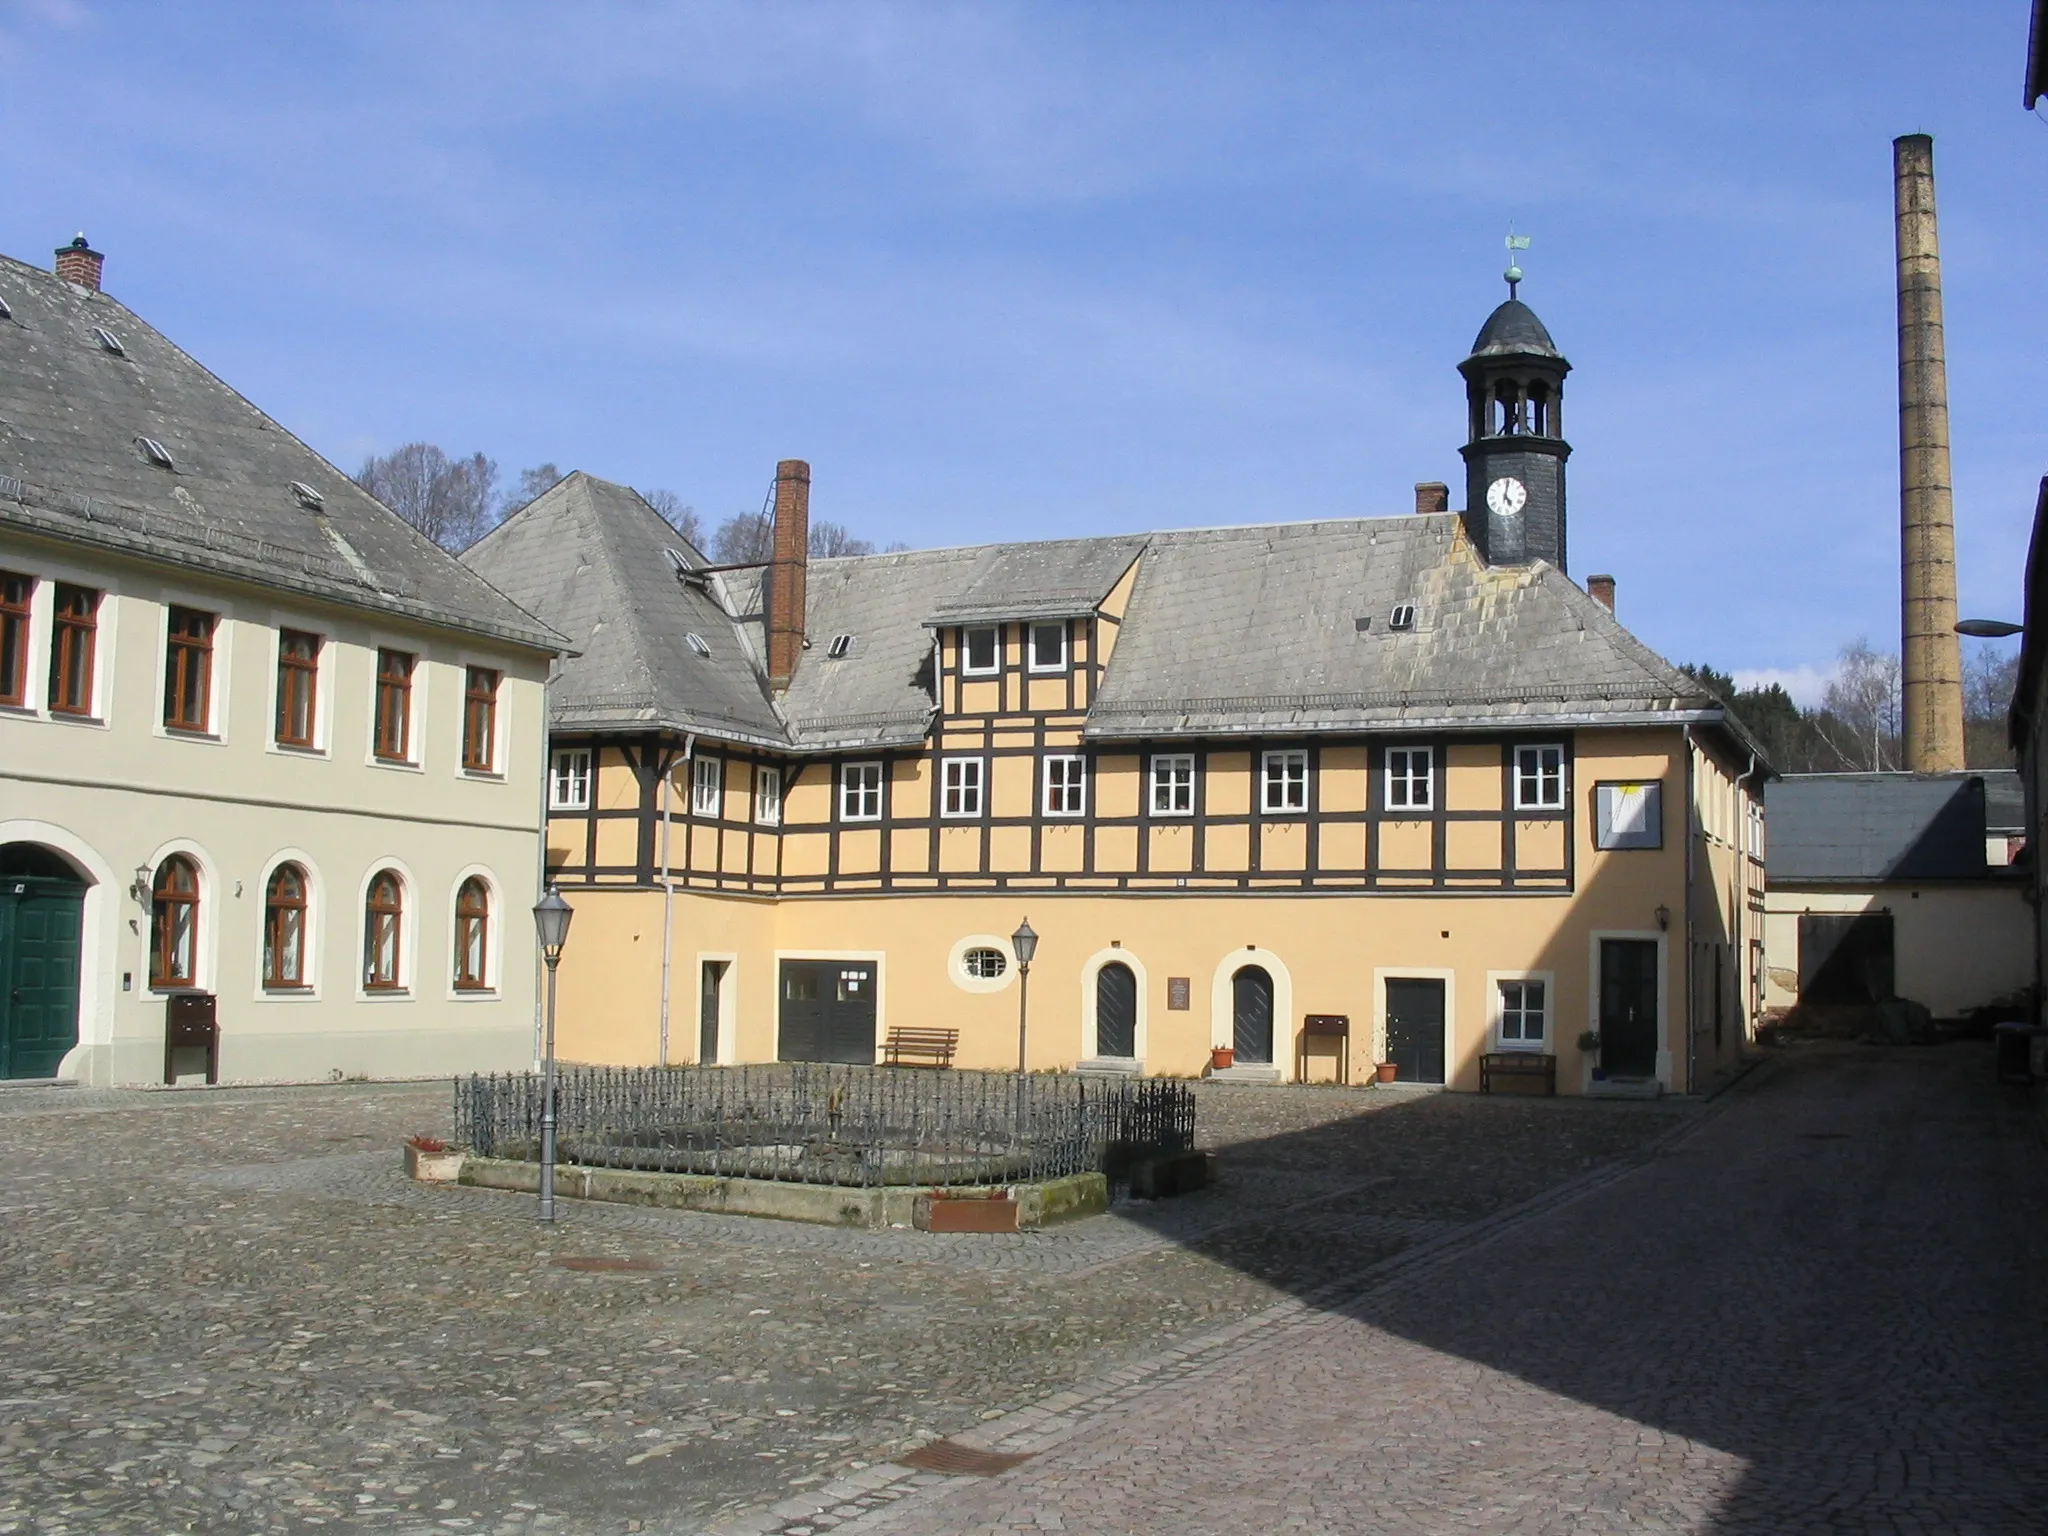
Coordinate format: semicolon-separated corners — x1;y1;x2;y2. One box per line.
1011;917;1038;1074
1956;619;2024;638
532;887;575;1224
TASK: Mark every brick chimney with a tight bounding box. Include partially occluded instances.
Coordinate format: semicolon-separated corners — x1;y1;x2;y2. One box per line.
1414;481;1450;515
766;459;810;690
53;234;103;292
1587;574;1616;613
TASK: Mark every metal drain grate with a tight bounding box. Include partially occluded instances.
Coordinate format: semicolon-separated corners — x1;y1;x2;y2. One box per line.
555;1255;662;1272
896;1440;1036;1476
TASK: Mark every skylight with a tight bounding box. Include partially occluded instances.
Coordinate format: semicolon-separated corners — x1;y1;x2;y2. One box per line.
135;436;174;469
827;633;854;658
686;633;712;658
1388;604;1416;632
0;295;12;320
664;548;693;577
93;327;125;356
290;481;324;510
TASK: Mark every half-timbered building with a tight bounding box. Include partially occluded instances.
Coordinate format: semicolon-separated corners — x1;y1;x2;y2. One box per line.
464;288;1767;1093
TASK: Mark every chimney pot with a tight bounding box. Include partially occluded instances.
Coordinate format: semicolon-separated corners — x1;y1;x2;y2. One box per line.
1414;481;1450;516
53;234;104;292
766;459;811;690
1587;574;1616;613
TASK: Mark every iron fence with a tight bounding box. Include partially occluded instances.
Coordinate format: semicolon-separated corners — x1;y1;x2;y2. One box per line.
453;1063;1195;1190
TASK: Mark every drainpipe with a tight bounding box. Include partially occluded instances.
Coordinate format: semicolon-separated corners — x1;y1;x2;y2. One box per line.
1682;724;1697;1096
657;734;694;1066
1735;751;1760;1043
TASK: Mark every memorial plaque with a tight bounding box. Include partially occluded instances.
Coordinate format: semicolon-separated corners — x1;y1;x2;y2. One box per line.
1167;976;1191;1010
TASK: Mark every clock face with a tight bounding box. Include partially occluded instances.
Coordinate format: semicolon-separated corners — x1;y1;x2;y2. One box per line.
1486;476;1528;516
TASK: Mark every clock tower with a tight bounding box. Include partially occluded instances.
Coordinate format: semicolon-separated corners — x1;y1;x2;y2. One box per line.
1458;275;1571;571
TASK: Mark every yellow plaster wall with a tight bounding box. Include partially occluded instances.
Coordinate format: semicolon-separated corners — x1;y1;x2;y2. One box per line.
1445;744;1501;811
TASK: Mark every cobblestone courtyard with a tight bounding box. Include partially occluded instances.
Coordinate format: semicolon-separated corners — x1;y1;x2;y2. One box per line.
0;1070;1680;1534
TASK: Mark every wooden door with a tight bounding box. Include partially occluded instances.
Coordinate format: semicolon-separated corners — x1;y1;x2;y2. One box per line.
1232;965;1273;1064
777;960;876;1064
1383;978;1446;1085
698;960;727;1064
1095;962;1137;1059
1;874;84;1080
1599;939;1661;1078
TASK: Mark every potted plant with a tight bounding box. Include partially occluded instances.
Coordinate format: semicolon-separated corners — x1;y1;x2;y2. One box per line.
404;1133;464;1183
1209;1045;1236;1072
1374;1060;1399;1084
1577;1030;1605;1081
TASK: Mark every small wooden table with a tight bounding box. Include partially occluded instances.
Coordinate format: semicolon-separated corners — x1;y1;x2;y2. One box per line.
1298;1013;1350;1085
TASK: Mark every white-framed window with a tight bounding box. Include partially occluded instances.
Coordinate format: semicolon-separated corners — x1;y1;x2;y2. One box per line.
1261;750;1308;814
840;761;883;822
942;756;984;818
962;946;1007;979
754;765;782;827
1746;798;1765;860
1514;744;1565;810
549;748;592;810
1497;978;1547;1047
692;755;723;817
1150;754;1194;816
1044;754;1086;816
1385;746;1433;810
1028;622;1067;673
963;626;1000;676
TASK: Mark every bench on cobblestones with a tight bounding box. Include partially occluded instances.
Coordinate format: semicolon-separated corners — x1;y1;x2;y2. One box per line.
882;1027;960;1068
1479;1051;1556;1095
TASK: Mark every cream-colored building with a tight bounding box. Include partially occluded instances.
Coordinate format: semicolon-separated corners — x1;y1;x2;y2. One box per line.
0;239;563;1085
466;290;1770;1095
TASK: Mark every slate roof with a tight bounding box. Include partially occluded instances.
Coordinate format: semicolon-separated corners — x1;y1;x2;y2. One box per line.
1766;772;2021;884
0;252;562;653
466;473;1741;757
462;473;788;746
1467;299;1563;361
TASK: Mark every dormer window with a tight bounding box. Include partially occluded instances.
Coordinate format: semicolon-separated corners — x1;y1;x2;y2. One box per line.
963;626;999;675
1028;622;1067;673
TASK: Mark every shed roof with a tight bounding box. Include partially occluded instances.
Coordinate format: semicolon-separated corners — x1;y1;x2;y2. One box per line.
1765;772;2018;884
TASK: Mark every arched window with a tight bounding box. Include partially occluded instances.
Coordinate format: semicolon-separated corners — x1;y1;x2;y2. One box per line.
364;869;404;990
454;877;490;990
150;855;199;989
264;863;309;989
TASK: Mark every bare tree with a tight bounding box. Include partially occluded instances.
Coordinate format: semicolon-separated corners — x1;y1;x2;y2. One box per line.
1963;640;2021;768
712;510;775;564
810;519;875;558
640;488;704;549
503;463;563;516
1821;639;1902;772
354;443;500;553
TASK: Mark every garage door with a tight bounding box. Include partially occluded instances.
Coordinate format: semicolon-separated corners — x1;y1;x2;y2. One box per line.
778;960;877;1064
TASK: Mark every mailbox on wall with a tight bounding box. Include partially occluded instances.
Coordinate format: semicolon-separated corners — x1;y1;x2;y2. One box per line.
164;992;219;1085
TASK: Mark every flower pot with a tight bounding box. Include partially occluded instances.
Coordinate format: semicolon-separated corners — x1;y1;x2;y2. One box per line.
1209;1046;1236;1072
1374;1061;1399;1084
405;1143;465;1183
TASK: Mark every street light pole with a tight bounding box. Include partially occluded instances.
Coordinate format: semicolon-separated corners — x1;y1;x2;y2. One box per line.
531;887;575;1224
1011;917;1038;1074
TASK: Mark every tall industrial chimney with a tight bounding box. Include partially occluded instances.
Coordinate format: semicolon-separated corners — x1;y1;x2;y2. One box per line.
1893;133;1965;773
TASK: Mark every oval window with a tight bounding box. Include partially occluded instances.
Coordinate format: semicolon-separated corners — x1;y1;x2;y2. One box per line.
962;946;1008;980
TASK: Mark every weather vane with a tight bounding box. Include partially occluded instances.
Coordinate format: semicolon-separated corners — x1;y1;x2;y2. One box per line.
1504;229;1531;298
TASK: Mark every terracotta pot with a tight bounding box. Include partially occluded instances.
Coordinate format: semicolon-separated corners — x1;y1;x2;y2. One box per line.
1374;1061;1399;1084
1209;1046;1236;1072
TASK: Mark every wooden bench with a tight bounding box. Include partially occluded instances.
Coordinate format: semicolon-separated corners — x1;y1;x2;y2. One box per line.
1479;1051;1557;1096
882;1027;960;1068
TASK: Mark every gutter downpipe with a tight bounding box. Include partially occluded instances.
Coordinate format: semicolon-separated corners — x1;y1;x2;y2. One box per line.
1735;751;1760;1046
1682;724;1698;1097
658;733;695;1067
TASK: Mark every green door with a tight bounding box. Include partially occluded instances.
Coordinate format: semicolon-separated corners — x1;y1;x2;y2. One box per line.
1;874;86;1079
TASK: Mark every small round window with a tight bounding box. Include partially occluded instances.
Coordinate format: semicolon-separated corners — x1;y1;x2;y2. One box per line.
962;946;1008;980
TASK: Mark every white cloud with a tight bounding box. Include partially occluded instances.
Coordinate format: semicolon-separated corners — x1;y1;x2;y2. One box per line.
1733;664;1836;710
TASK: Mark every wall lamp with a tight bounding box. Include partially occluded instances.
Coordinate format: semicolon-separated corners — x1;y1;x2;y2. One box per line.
1654;904;1670;931
131;864;154;906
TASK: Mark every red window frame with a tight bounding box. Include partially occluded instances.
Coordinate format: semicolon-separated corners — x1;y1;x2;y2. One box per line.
48;583;100;717
364;869;404;990
263;863;310;989
373;649;414;762
150;855;200;989
275;630;320;748
461;667;499;772
163;606;216;733
454;877;490;990
0;569;32;707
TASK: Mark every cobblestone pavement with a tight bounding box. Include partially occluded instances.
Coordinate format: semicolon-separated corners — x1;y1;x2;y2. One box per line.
723;1042;2048;1536
0;1074;1680;1534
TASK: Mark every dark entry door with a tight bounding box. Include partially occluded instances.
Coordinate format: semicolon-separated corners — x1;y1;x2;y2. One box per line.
1096;962;1137;1058
1798;914;1895;1006
1232;965;1274;1064
1;872;85;1080
1384;978;1446;1085
777;960;876;1064
699;960;727;1065
1599;939;1661;1078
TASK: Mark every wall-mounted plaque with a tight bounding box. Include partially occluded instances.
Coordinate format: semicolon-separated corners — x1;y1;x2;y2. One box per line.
1167;976;1191;1011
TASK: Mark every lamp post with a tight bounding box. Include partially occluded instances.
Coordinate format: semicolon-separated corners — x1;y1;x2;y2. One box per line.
1011;917;1038;1074
1956;619;2023;638
532;887;574;1223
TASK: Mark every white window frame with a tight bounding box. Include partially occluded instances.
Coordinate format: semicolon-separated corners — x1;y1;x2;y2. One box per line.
1043;754;1086;817
1028;622;1068;674
1150;754;1195;817
1513;744;1566;811
692;755;723;817
1261;750;1308;814
754;765;782;827
1385;746;1433;811
549;747;592;810
1492;972;1552;1050
941;756;985;818
840;761;883;822
962;626;1000;676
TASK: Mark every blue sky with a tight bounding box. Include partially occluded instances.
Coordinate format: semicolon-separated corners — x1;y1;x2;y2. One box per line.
2;2;2043;698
